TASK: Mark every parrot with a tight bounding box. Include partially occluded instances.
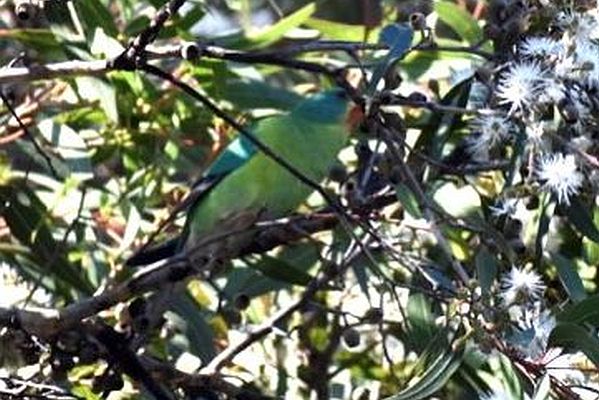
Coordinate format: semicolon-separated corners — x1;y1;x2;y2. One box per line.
127;89;359;267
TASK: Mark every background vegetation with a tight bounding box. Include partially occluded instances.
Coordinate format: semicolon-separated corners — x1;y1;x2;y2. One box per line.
1;0;599;399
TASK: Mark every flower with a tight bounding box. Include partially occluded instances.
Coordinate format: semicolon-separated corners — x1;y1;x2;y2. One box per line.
520;37;564;58
500;267;545;305
496;62;547;114
573;40;599;83
537;153;583;205
468;112;512;158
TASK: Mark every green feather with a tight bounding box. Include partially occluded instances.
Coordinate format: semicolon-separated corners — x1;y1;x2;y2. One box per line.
184;90;351;249
126;90;352;266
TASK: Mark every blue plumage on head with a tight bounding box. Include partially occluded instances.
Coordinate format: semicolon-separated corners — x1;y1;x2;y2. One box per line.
292;89;349;123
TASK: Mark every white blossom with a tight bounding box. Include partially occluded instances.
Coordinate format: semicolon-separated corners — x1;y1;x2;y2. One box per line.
467;113;512;159
496;62;547;114
538;78;566;104
520;37;564;58
500;267;546;305
574;40;599;83
537;153;583;205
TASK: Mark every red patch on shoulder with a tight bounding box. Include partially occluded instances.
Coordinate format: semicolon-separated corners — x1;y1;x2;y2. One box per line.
345;104;365;130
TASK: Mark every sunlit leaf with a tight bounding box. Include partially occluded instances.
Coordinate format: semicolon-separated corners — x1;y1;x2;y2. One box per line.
551;253;586;303
549;322;599;366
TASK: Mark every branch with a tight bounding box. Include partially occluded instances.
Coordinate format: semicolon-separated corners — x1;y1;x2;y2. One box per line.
0;195;396;339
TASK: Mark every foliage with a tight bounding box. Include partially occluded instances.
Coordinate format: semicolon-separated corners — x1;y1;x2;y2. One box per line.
0;0;599;399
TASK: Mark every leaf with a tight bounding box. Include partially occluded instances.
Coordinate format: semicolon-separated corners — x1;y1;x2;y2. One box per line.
563;197;599;243
169;293;216;363
44;0;85;42
434;1;483;45
225;3;316;49
532;374;550;400
406;293;438;350
305;17;373;41
551;253;586;303
176;4;206;31
413;78;472;162
76;77;119;123
549;322;599;366
119;206;141;253
90;27;125;59
0;28;61;52
556;294;599;325
534;199;553;268
475;247;498;293
395;183;422;219
37;119;93;181
72;0;118;38
0;183;94;295
248;255;313;286
385;336;463;400
367;24;414;95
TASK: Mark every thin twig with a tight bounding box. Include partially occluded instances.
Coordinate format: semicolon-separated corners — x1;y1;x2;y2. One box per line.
0;89;58;178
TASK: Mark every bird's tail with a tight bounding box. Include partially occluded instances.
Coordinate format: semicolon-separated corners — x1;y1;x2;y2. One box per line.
125;237;180;267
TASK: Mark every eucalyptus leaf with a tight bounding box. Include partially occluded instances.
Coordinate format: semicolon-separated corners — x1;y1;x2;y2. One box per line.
549;322;599;366
551;253;586;303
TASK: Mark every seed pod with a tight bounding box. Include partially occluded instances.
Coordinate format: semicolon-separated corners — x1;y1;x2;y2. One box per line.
407;91;427;103
503;218;523;239
410;12;427;31
364;308;383;324
342;328;361;348
181;42;201;60
14;0;34;20
234;293;250;311
328;163;348;183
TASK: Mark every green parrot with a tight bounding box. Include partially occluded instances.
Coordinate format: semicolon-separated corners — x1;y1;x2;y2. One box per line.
127;89;358;267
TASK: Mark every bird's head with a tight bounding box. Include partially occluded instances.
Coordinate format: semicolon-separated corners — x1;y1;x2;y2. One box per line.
292;88;364;131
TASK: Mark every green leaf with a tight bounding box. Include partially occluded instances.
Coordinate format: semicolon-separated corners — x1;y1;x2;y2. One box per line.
305;17;372;41
556;294;599;325
534;198;553;268
367;23;413;95
0;183;94;295
169;293;216;363
385;336;463;400
395;183;422;219
434;1;483;45
72;0;118;38
248;255;313;286
75;77;119;123
226;3;316;49
37;119;93;181
551;253;586;303
475;247;498;293
563;197;599;243
0;29;61;51
406;293;438;350
532;374;550;400
549;322;599;366
90;27;125;59
176;4;206;31
413;77;472;162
